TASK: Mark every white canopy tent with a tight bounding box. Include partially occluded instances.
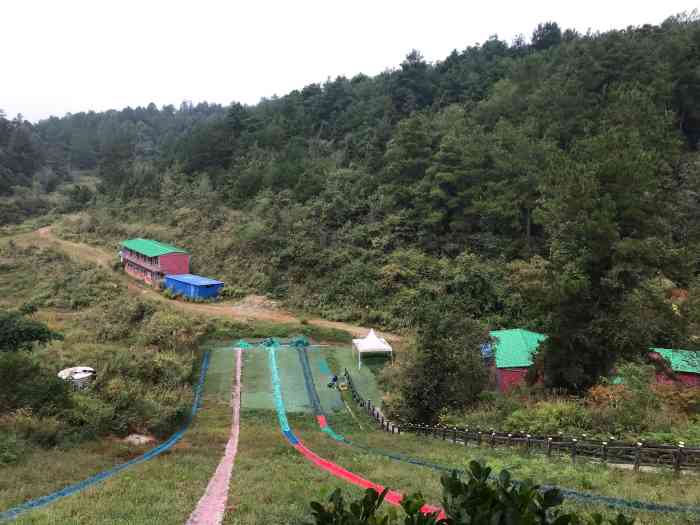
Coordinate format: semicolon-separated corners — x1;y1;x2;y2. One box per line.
352;329;393;369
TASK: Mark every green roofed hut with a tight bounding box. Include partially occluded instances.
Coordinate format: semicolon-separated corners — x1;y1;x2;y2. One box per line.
650;348;700;387
119;238;190;286
488;329;547;392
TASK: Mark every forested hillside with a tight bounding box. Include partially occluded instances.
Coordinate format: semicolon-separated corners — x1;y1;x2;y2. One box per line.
17;13;700;391
0;111;57;195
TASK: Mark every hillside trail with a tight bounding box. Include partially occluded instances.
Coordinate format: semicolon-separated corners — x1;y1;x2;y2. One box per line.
20;226;401;343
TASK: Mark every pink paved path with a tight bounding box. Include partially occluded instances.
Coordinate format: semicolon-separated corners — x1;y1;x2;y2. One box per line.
186;348;242;525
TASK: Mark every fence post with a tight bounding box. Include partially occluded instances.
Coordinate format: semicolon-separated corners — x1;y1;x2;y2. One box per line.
674;442;685;475
571;439;578;464
453;426;457;443
546;437;552;457
634;442;642;472
490;432;496;448
442;427;447;441
602;441;608;464
464;428;469;446
525;434;531;454
507;433;512;447
477;431;482;446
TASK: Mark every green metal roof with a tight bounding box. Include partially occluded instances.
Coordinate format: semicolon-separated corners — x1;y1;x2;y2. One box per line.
121;238;188;257
490;329;547;369
652;348;700;374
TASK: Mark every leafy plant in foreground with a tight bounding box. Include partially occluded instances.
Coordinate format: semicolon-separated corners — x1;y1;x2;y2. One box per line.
307;461;634;525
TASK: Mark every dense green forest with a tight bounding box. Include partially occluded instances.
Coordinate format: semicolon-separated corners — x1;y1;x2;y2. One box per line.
5;13;700;396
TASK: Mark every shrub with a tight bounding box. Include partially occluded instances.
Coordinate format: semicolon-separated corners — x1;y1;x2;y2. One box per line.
18;302;38;316
139;311;201;352
0;310;58;352
0;430;26;465
62;393;116;438
504;401;592;435
6;410;68;448
307;461;633;525
219;286;246;300
93;297;155;342
0;353;72;415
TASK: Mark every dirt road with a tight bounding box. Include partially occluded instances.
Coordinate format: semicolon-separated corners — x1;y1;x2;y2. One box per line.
20;226;401;342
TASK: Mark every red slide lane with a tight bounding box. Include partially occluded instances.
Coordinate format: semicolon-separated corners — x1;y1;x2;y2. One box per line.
293;436;443;517
268;346;444;519
185;348;243;525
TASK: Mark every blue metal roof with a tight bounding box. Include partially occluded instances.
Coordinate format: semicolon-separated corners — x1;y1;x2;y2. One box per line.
165;274;224;286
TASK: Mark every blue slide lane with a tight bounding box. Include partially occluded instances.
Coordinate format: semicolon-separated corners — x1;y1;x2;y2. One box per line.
0;352;211;523
318;358;331;375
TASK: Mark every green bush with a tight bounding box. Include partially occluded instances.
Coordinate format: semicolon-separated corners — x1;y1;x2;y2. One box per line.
9;411;68;448
93;297;155;342
0;430;26;465
0;310;58;352
0;353;72;416
504;401;592;435
139;311;201;352
162;288;178;300
307;461;633;525
61;393;116;438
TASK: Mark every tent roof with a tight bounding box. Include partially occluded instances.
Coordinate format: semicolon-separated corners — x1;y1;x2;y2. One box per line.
652;348;700;374
165;274;224;286
122;238;188;257
490;329;547;369
352;329;392;353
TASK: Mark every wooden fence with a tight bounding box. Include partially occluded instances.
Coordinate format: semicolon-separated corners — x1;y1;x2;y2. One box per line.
343;368;700;473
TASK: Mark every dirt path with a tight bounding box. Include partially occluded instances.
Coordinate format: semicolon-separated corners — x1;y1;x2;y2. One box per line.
20;226;401;342
35;226;114;268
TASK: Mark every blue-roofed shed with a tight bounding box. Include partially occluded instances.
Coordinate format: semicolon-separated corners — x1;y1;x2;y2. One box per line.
164;274;224;299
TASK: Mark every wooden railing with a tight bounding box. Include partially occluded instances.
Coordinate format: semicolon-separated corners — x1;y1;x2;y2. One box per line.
343;368;700;472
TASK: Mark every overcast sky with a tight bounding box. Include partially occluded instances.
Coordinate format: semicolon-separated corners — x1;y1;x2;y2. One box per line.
2;1;697;122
